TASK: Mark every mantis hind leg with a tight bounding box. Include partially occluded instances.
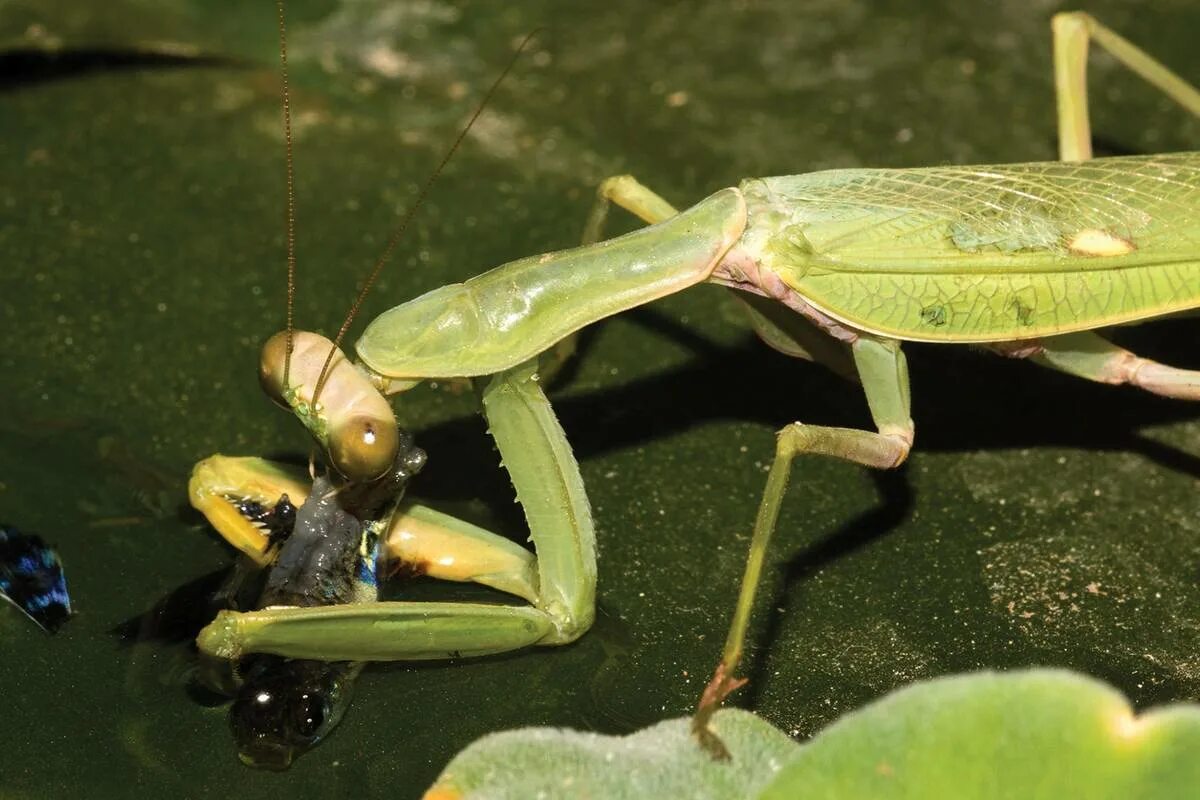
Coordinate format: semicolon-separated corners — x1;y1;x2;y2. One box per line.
582;175;680;244
1023;331;1200;401
1052;12;1200;161
692;335;915;758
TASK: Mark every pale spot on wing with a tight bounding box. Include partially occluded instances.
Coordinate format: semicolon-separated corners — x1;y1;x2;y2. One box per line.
1067;228;1136;257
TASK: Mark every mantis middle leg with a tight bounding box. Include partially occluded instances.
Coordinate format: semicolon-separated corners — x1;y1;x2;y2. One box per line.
690;335;914;757
580;173;901;756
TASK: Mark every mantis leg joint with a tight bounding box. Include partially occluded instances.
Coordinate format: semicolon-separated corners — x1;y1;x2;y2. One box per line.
775;422;913;470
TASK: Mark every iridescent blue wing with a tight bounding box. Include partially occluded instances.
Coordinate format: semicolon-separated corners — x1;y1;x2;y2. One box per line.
0;525;72;633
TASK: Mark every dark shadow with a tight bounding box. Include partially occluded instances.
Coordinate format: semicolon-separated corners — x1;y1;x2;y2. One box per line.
1041;135;1140;158
0;47;241;92
111;565;241;646
1083;136;1140;158
742;468;915;709
112;564;244;708
1039;137;1200;160
544;307;730;395
542;325;603;392
409;311;1200;518
621;306;736;360
399;307;1200;703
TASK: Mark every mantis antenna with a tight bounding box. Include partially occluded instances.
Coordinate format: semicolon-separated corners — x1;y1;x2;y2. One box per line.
276;0;299;392
305;27;544;408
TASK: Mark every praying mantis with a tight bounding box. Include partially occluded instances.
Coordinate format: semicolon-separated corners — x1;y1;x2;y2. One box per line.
187;8;1198;761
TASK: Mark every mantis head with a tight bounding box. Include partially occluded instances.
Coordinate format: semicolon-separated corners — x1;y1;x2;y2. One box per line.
259;330;400;483
260;12;534;487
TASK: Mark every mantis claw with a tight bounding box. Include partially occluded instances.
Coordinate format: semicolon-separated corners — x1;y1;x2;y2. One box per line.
691;661;749;761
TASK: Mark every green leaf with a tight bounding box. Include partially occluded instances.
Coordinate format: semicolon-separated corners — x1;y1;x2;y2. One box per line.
426;709;798;800
762;670;1200;799
427;670;1200;800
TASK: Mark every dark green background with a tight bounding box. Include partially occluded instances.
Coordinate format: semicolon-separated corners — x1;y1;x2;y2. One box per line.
1;1;1197;797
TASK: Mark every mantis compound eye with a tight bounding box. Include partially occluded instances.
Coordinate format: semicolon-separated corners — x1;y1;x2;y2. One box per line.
329;414;400;482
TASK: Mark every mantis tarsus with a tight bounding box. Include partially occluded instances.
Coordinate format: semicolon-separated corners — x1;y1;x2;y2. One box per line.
188;10;1199;759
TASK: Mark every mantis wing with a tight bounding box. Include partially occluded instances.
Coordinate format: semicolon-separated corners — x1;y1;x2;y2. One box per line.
745;153;1200;341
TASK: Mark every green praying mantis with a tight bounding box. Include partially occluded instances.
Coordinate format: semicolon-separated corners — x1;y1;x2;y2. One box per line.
188;9;1199;759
